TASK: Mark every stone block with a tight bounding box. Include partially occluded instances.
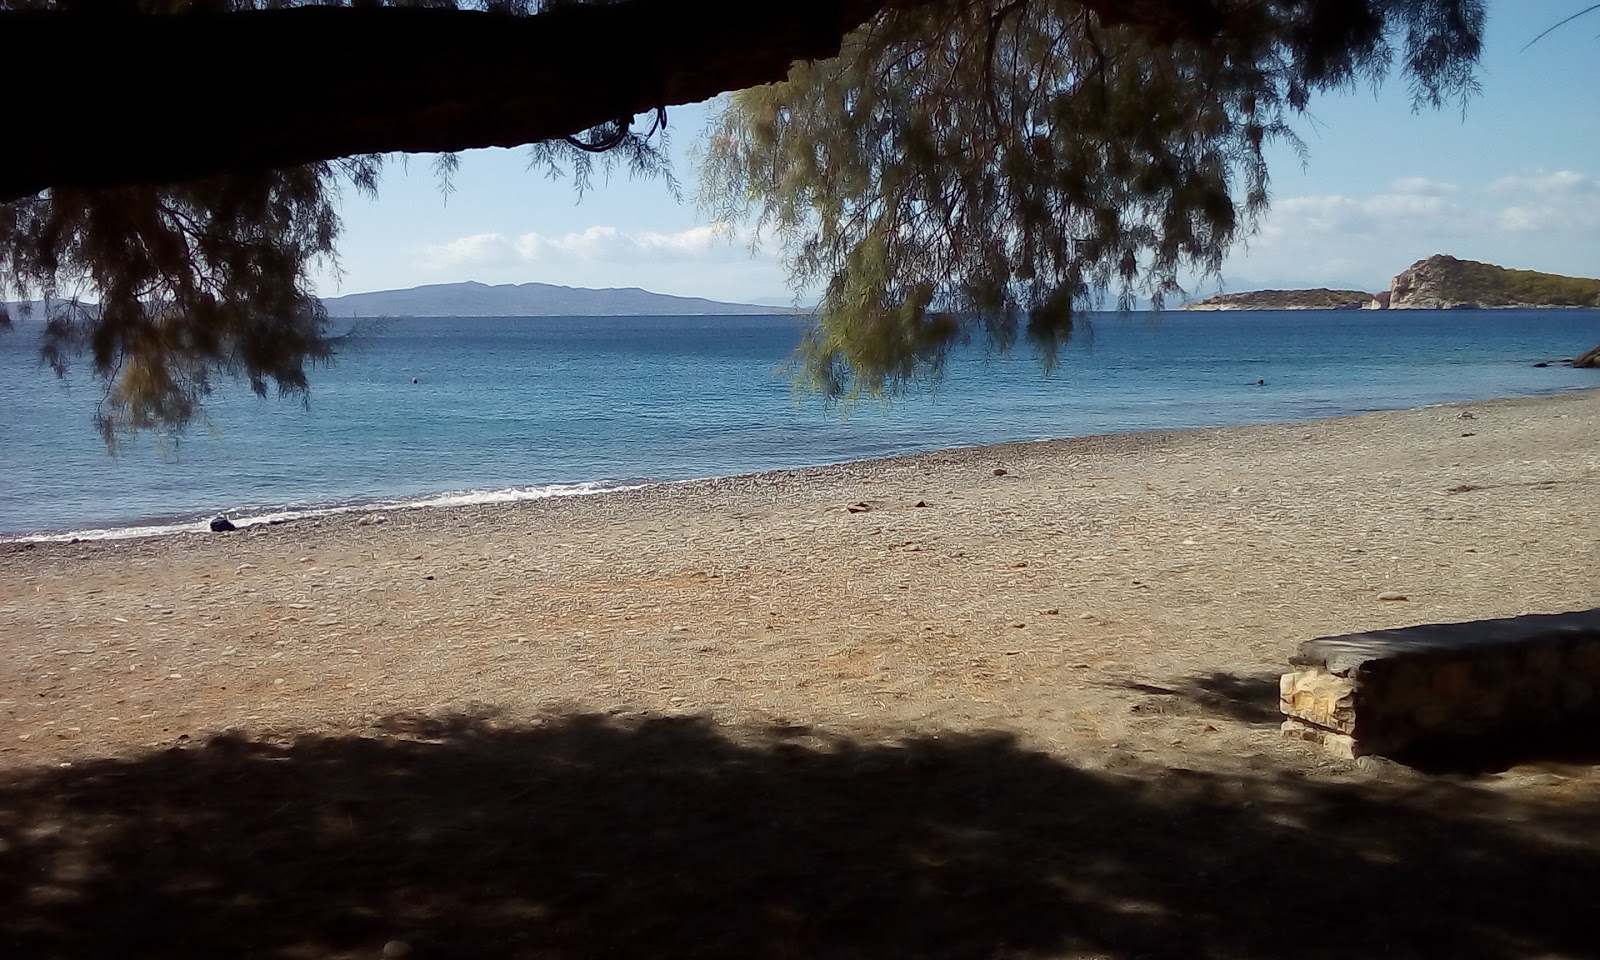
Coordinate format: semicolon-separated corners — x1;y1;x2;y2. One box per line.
1281;609;1600;759
1280;718;1362;759
1280;669;1357;734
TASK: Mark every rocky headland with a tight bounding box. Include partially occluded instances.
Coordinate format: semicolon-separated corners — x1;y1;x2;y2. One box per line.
1186;255;1600;312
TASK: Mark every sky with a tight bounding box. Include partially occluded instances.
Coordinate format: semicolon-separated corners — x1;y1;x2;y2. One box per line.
313;0;1600;304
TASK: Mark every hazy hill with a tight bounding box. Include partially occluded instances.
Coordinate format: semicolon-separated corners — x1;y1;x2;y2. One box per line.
1184;288;1376;311
321;281;794;317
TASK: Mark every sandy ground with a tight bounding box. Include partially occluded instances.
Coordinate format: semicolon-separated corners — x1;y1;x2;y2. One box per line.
2;390;1599;959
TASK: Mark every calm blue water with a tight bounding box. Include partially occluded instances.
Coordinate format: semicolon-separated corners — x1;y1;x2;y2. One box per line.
1;309;1596;538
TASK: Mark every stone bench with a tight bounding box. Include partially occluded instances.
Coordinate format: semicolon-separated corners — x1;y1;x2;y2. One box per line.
1280;609;1600;759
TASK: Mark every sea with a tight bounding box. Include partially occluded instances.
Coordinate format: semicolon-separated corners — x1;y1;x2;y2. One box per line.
1;309;1596;540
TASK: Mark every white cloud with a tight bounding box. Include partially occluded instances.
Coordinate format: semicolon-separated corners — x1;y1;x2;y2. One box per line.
396;222;793;304
1388;176;1459;196
1484;170;1600;234
422;224;760;271
1489;170;1599;195
1222;168;1600;289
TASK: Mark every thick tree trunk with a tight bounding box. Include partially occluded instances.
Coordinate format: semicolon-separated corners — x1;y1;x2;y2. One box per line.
0;0;899;202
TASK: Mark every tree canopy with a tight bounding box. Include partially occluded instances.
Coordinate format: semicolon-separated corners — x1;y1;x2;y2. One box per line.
0;0;1484;442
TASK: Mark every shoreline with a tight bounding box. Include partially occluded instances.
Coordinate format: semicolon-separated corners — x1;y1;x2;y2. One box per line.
7;385;1598;545
4;386;1597;769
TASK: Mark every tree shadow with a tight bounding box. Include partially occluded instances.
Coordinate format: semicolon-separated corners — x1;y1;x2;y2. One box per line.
2;710;1597;960
1393;725;1600;776
1115;671;1282;725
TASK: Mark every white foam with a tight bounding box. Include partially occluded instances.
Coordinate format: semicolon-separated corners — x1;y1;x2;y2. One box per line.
4;480;641;544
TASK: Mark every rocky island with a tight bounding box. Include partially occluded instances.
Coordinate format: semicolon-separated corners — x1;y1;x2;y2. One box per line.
1186;255;1600;312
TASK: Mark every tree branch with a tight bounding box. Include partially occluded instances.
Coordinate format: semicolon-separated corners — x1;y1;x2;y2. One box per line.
0;0;1243;204
0;0;900;202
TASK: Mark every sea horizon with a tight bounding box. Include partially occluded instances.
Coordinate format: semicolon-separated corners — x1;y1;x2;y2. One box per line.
2;309;1597;541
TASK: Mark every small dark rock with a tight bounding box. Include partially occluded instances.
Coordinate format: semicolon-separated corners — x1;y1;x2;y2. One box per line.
992;468;1008;477
1461;432;1476;437
914;500;929;508
846;502;872;513
209;516;236;533
1533;362;1549;368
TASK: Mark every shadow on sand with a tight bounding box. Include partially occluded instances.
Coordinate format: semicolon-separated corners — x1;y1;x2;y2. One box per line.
2;710;1597;959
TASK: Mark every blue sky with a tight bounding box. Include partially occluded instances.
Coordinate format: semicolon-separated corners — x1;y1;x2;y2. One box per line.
314;0;1600;303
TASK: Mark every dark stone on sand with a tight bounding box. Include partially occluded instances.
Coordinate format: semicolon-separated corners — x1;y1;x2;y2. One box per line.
210;516;236;532
992;468;1008;477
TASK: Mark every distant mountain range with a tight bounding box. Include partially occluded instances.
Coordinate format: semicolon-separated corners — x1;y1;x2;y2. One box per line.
320;281;796;317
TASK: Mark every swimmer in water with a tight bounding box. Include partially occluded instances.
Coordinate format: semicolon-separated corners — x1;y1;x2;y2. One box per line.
1256;378;1265;386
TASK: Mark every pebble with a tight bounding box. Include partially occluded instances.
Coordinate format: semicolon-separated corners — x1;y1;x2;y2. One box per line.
992;468;1008;477
1377;592;1409;602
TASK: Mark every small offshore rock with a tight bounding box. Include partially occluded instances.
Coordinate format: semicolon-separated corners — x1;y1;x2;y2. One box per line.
209;516;236;533
1377;591;1409;602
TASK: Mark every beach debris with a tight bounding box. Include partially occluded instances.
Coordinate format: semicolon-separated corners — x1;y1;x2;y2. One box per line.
1460;432;1476;438
235;563;255;572
1377;591;1409;601
209;516;236;532
358;513;388;527
846;502;872;513
1043;608;1060;615
1010;621;1026;628
1458;411;1476;419
992;468;1008;477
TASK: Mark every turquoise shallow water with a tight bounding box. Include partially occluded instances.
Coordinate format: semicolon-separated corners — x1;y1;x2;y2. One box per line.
1;309;1596;538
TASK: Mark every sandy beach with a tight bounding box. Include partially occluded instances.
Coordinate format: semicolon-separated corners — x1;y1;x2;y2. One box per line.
3;390;1599;958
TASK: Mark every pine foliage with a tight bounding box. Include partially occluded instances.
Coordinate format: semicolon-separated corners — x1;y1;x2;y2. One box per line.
701;0;1483;399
